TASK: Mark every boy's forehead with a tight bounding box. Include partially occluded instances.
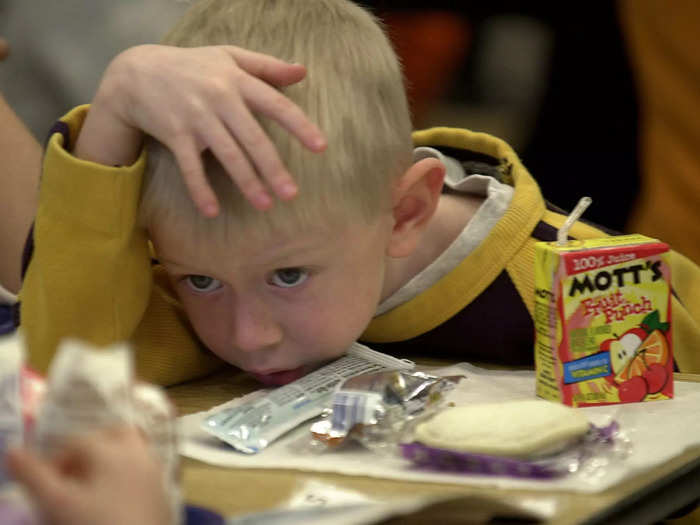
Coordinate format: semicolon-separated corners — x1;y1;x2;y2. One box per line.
151;219;363;269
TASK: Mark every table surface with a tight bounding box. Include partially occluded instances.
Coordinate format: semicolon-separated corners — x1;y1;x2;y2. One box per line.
168;365;700;525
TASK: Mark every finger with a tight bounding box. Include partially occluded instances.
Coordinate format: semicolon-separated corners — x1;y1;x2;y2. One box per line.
240;74;327;153
5;448;66;508
168;136;220;217
199;115;274;210
58;425;148;469
54;427;118;462
217;102;298;202
99;424;146;444
224;46;307;87
221;47;326;152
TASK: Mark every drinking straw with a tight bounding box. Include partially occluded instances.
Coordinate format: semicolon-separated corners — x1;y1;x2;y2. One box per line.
557;197;592;246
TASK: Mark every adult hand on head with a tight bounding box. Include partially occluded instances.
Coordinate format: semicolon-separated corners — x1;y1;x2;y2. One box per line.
0;38;9;60
75;44;327;217
5;426;171;525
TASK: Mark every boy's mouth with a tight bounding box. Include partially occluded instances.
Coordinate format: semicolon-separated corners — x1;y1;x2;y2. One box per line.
249;366;308;386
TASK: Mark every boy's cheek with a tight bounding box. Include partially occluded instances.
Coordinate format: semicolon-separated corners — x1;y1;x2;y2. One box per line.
179;301;227;350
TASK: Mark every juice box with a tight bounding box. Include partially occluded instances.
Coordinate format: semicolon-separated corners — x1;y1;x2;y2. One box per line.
534;234;673;407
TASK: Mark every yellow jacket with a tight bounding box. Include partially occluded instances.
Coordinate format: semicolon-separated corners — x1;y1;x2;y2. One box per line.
20;106;700;385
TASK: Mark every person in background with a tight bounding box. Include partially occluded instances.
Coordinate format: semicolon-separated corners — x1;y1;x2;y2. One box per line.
619;0;700;265
0;1;188;140
0;37;41;334
619;4;700;521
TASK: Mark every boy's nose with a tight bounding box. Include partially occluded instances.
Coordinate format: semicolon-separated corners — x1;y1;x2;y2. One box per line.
230;300;283;353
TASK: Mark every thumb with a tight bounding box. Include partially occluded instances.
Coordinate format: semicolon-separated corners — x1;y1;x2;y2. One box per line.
5;447;67;509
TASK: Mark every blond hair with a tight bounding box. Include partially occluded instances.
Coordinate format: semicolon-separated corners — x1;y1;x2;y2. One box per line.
140;0;413;242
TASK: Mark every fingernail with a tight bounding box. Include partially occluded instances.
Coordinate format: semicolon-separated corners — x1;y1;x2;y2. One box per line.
204;203;219;217
278;182;298;199
254;191;273;209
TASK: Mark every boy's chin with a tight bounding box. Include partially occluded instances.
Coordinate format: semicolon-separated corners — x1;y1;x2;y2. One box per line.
248;365;309;386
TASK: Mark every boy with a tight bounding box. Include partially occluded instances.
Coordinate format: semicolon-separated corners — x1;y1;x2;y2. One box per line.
19;0;700;386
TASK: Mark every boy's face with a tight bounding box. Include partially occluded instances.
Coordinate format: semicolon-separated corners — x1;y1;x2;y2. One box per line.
152;215;394;385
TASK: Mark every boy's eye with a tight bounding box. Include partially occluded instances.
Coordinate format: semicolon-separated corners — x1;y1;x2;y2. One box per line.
185;275;222;292
270;268;308;288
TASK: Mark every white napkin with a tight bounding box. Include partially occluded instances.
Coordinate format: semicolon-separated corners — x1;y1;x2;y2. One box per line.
179;363;700;494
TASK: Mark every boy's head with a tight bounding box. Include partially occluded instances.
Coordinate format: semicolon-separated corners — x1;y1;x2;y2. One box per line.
143;0;414;236
140;0;444;384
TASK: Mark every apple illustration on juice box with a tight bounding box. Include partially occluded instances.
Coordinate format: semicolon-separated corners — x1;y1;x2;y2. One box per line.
603;310;672;403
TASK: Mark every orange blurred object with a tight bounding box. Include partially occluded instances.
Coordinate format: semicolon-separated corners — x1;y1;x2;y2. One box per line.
620;0;700;264
0;37;9;61
380;11;471;126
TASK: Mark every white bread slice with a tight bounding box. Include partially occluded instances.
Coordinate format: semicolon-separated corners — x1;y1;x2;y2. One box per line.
414;400;590;458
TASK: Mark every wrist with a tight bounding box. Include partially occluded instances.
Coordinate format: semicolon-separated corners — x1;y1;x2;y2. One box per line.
73;54;143;167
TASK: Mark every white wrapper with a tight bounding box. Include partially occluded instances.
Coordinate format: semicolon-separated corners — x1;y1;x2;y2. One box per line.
33;339;182;524
133;383;182;525
0;334;24;484
34;340;134;455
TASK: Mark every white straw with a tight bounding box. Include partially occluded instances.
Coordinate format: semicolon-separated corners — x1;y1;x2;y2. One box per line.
557;197;592;245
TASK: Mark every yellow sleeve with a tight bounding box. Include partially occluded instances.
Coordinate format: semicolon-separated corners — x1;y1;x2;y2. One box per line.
19;106;223;385
669;251;700;373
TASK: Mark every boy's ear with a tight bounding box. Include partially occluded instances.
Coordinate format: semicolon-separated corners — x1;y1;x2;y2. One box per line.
386;157;445;258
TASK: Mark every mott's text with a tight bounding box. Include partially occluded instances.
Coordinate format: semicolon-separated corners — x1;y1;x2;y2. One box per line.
569;260;663;297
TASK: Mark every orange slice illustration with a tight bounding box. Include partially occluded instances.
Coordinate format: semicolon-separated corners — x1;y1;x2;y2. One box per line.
639;329;669;367
615;354;647;383
614;329;669;383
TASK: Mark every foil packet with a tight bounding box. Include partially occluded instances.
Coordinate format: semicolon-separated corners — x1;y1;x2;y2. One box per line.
203;343;414;454
310;370;464;452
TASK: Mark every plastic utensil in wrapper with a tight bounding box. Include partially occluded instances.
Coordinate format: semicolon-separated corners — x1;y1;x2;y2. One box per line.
0;334;24;485
310;370;463;453
203;343;414;454
33;339;183;525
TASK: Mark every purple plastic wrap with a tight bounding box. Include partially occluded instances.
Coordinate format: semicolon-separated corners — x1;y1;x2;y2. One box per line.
401;422;620;479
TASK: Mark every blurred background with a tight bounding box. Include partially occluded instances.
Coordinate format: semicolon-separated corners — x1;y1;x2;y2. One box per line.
1;0;698;263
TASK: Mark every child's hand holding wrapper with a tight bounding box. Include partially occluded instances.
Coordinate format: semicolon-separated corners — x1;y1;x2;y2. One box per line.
0;334;186;525
6;426;171;525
